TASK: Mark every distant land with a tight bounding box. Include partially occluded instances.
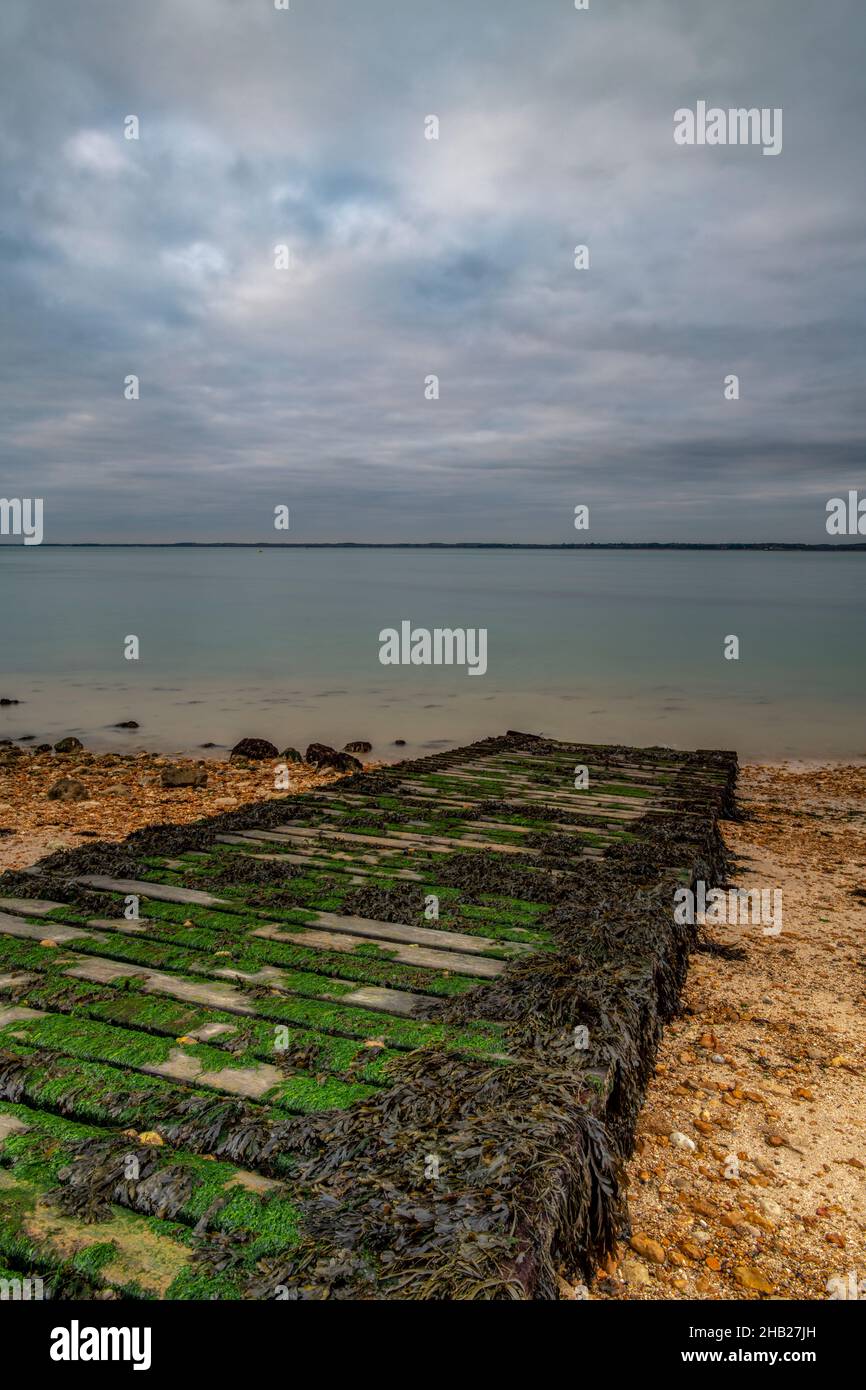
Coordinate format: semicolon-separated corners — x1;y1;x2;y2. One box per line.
14;541;866;552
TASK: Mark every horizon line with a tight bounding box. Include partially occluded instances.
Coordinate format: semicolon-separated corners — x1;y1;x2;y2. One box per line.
2;541;865;552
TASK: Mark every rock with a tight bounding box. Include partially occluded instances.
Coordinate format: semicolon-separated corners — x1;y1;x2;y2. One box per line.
629;1233;666;1264
305;742;336;764
753;1195;784;1222
112;720;140;729
280;747;303;763
200;742;219;749
0;828;14;838
305;744;362;773
670;1131;697;1152
393;739;407;747
328;752;362;773
734;1265;774;1295
620;1257;651;1287
230;738;279;761
33;744;53;754
0;698;20;706
54;737;84;754
161;765;208;789
344;741;372;754
680;1240;703;1261
46;778;90;802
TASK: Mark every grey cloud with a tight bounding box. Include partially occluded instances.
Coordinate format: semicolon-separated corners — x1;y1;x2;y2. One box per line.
0;0;863;542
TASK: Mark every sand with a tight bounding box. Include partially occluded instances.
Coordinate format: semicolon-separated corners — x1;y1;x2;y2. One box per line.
0;748;343;871
585;762;866;1301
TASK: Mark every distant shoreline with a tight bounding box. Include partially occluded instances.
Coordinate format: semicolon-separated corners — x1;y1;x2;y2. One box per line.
4;542;865;552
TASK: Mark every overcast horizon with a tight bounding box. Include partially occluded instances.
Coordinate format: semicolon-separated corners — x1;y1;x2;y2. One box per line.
2;0;864;544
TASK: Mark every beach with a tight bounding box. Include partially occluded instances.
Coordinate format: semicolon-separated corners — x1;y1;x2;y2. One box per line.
3;743;862;1300
0;746;345;872
584;762;866;1301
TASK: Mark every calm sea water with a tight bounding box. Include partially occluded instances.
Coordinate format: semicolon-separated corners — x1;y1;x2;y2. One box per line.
0;547;863;760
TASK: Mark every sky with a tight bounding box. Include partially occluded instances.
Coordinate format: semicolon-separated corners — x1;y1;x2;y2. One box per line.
1;0;864;543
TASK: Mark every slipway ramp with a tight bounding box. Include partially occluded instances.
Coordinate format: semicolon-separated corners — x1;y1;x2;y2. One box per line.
0;732;736;1299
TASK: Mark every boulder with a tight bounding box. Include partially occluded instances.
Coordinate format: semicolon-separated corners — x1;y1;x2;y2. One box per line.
305;742;336;765
280;747;303;763
305;743;361;773
54;737;84;754
0;698;20;706
161;765;208;789
326;752;362;774
47;778;90;802
344;741;372;754
230;738;279;761
113;720;140;729
393;739;406;747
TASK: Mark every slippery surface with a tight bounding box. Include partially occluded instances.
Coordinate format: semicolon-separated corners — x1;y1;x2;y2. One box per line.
0;733;736;1299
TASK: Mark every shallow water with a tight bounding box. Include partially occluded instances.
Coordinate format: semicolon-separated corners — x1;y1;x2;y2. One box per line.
0;547;863;760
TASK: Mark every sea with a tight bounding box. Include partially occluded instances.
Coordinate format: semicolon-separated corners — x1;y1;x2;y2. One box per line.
1;546;863;762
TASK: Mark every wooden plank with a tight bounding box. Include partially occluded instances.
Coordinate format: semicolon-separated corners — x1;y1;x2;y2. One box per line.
265;824;535;857
252;924;506;979
75;875;231;908
304;909;529;957
0;897;66;917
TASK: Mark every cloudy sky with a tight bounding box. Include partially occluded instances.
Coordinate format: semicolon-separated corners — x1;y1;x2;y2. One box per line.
1;0;863;542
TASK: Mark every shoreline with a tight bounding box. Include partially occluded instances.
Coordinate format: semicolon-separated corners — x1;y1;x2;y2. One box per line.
3;740;866;873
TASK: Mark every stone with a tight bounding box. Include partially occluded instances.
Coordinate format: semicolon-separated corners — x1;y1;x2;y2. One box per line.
680;1239;703;1261
394;739;407;747
0;698;20;706
113;720;140;729
670;1131;697;1152
629;1233;666;1264
305;744;362;773
344;741;372;754
54;737;84;754
46;778;90;802
620;1257;651;1286
734;1265;774;1295
230;738;279;761
279;747;303;763
161;766;208;789
305;742;336;764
